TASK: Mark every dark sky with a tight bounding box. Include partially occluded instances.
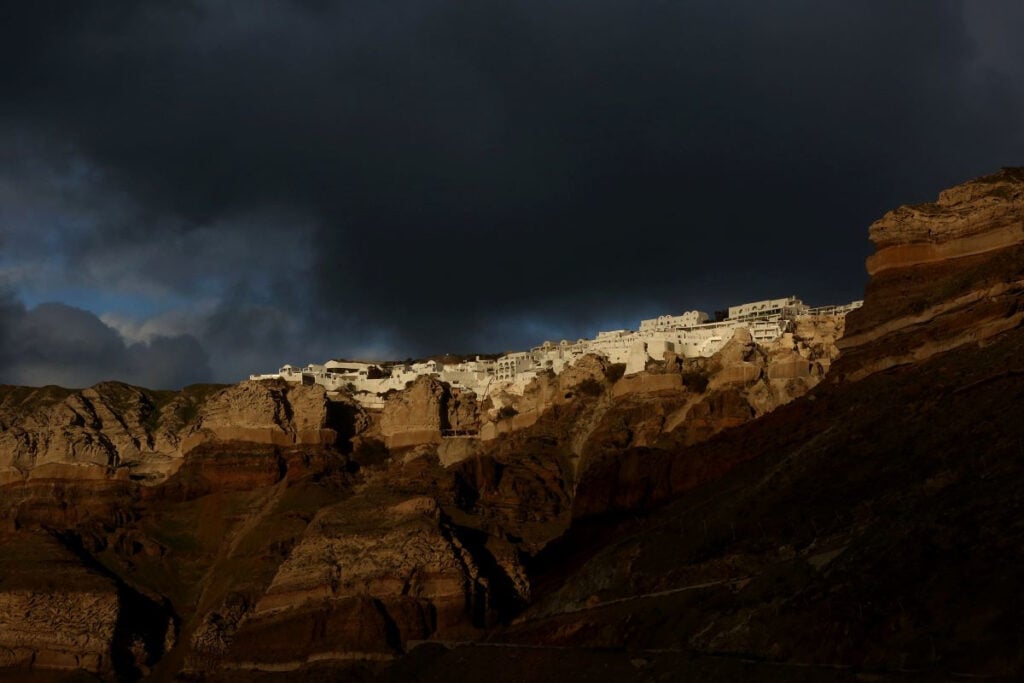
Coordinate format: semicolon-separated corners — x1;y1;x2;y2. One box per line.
1;1;1022;387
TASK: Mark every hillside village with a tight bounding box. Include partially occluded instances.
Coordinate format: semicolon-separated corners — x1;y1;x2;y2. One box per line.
250;295;862;408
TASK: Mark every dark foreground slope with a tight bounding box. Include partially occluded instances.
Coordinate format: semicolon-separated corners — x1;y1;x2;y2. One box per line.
397;168;1024;681
400;323;1024;682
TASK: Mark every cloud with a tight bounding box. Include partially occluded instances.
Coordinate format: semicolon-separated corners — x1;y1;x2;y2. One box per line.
0;292;211;389
1;1;1023;387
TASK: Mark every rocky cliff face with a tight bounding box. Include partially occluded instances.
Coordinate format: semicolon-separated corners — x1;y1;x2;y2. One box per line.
0;531;121;674
185;380;339;451
378;377;447;449
376;377;482;450
0;529;172;679
399;168;1024;682
866;167;1024;274
0;382;187;486
227;493;488;669
6;170;1020;681
0;316;851;680
0;380;346;487
838;167;1024;382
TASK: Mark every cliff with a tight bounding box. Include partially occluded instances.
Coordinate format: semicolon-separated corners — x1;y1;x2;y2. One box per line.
838;167;1024;382
405;168;1024;681
0;315;852;680
0;531;121;674
865;167;1024;274
3;169;1022;681
0;380;346;487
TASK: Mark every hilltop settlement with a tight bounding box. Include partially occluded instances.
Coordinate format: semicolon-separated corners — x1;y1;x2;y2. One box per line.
251;295;863;407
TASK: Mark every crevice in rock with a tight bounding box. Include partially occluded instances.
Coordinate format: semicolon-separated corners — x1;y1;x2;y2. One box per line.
445;521;528;625
51;529;177;682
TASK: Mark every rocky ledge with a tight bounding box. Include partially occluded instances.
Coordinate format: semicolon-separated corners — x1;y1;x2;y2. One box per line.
838;167;1024;382
866;167;1024;274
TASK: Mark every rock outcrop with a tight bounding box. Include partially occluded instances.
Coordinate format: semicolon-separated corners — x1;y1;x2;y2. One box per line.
866;167;1024;274
0;380;352;486
378;377;447;449
377;378;484;450
184;380;337;452
214;492;494;671
0;382;191;485
0;530;171;679
0;531;120;675
838;167;1024;382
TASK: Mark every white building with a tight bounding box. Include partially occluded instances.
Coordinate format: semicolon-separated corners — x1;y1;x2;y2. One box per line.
495;352;533;382
588;329;638;364
251;295;862;405
638;310;709;333
726;296;806;321
440;357;496;391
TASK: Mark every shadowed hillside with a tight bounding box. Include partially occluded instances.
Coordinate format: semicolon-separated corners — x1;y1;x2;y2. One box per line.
0;169;1022;681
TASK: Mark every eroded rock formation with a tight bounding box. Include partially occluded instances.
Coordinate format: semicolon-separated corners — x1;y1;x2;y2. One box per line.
866;167;1024;274
0;381;349;487
185;380;338;451
839;167;1024;382
5;169;1022;681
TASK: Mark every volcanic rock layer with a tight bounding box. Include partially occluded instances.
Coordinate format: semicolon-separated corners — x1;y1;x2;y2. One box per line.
1;169;1022;681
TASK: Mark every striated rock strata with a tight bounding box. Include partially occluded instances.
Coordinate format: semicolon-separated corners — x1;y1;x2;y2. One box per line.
234;494;487;662
0;381;345;486
866;167;1024;274
183;380;338;452
839;167;1024;382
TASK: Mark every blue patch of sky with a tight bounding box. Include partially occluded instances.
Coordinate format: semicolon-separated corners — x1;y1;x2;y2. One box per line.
17;285;182;320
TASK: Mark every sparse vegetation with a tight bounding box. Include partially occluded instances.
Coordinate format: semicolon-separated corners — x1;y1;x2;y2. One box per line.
497;405;519;420
174;384;228;427
0;385;76;410
682;371;710;394
352;438;390;468
605;363;626;382
576;378;604;396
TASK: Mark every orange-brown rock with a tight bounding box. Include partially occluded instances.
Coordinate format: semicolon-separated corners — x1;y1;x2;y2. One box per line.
0;383;211;484
556;354;610;392
839;168;1024;382
611;373;682;397
866;167;1024;274
210;490;493;671
0;383;187;484
379;377;447;448
0;529;172;678
446;389;480;433
0;380;354;490
0;531;120;675
183;380;337;452
254;494;479;626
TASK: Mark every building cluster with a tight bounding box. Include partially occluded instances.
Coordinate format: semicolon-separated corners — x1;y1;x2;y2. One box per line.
250;296;863;407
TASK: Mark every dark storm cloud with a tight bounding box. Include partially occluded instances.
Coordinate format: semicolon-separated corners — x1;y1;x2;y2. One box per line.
0;290;211;389
1;1;1023;385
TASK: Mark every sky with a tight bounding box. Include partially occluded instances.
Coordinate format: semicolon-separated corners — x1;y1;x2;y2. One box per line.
1;1;1023;388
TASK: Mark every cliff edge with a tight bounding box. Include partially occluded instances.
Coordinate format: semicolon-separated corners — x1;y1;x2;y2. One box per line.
838;167;1024;382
